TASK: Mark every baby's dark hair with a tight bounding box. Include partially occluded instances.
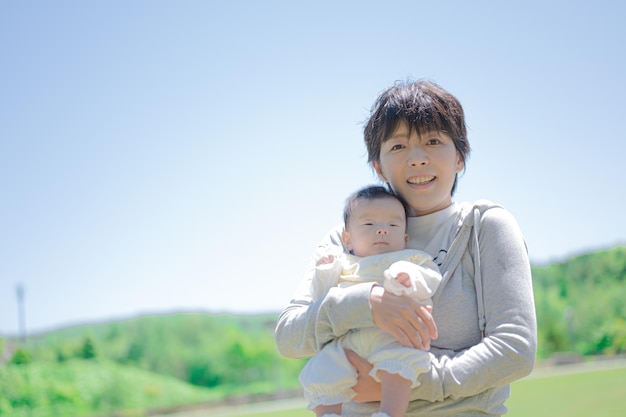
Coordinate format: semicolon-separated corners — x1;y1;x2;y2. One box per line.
343;185;410;226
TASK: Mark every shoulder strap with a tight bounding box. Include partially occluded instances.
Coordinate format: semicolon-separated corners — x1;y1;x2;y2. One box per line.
439;200;501;338
471;205;486;337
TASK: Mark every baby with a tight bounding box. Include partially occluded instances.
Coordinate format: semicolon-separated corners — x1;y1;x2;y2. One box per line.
299;185;442;417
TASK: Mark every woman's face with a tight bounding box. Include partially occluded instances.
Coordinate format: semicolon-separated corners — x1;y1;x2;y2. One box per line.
373;121;464;216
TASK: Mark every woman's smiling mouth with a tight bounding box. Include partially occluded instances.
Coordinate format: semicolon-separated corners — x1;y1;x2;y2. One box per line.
407;176;435;185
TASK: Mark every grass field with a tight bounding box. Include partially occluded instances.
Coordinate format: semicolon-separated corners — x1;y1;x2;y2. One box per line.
506;366;625;417
160;360;626;417
202;362;626;417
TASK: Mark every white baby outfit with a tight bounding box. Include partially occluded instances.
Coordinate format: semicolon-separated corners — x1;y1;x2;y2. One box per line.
299;248;442;410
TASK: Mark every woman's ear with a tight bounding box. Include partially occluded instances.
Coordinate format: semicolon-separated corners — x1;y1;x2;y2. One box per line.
455;152;465;173
372;161;387;182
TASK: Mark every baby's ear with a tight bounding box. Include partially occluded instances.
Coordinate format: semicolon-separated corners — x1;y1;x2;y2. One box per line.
404;233;409;245
341;230;352;251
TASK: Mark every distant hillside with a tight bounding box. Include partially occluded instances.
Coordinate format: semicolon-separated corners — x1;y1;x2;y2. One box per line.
1;245;625;417
11;312;303;388
533;245;626;287
1;358;218;417
6;245;626;362
1;312;304;417
531;245;626;357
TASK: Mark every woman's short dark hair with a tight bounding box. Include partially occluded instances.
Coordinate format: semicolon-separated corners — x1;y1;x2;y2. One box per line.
364;80;471;195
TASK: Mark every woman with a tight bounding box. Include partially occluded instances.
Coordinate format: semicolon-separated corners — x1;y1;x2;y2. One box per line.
275;80;536;417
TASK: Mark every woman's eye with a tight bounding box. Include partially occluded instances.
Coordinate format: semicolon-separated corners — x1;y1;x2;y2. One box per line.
426;139;441;145
390;144;404;151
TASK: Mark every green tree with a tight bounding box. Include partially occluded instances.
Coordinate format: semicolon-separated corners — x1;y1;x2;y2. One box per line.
186;359;223;387
80;336;97;359
124;339;144;364
10;348;32;365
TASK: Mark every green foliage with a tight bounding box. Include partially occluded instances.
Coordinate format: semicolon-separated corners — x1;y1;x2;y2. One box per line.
10;312;304;396
1;312;305;416
10;348;32;365
3;244;623;417
79;336;97;360
0;359;216;417
532;245;626;358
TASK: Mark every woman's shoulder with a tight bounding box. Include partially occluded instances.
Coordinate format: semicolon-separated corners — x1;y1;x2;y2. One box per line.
457;199;521;233
457;199;501;214
318;223;347;251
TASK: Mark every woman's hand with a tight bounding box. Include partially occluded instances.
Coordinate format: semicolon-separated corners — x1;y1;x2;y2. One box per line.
370;285;437;349
345;349;381;402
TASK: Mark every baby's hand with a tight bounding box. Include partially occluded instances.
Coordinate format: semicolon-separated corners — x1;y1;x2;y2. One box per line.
395;272;411;288
316;254;335;266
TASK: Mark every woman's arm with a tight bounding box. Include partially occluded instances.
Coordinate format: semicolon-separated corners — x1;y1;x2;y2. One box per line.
414;207;537;402
370;285;437;350
350;207;537;403
275;276;375;359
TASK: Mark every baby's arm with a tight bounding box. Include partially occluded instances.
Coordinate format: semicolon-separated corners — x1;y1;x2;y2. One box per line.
394;272;412;289
310;245;345;300
383;260;441;303
313;244;344;266
275;228;376;359
316;254;336;266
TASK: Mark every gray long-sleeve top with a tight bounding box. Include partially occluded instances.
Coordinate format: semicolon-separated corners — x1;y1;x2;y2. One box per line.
275;201;537;416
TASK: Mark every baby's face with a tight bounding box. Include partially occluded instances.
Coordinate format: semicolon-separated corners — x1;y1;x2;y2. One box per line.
342;197;408;257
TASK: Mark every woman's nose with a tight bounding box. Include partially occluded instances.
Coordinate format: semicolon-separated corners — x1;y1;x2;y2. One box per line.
408;147;428;166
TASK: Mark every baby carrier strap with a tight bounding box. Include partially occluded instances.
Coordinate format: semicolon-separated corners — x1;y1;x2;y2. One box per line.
438;200;501;338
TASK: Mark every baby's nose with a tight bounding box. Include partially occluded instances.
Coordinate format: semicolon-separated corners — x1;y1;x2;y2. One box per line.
377;228;388;235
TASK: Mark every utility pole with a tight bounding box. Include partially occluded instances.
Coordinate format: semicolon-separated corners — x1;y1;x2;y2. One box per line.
16;284;26;343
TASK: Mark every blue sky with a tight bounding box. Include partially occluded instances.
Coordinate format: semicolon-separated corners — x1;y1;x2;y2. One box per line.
1;1;625;335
